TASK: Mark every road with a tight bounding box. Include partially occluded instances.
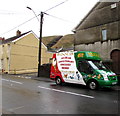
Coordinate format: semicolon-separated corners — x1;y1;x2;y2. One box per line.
1;74;120;115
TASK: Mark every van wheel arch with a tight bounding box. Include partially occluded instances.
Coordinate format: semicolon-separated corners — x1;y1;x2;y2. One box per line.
87;79;99;90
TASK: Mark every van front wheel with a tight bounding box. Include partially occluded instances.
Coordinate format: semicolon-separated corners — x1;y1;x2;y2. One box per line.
88;80;99;90
55;77;62;85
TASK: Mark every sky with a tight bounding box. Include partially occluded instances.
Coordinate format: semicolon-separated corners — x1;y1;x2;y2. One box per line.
0;0;99;39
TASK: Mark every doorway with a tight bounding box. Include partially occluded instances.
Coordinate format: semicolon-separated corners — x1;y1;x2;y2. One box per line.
111;49;120;84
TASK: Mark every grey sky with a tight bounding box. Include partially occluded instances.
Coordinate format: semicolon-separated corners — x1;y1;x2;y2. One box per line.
0;0;98;38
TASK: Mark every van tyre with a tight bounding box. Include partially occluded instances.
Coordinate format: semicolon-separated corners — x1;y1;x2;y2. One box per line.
55;77;62;85
87;80;99;90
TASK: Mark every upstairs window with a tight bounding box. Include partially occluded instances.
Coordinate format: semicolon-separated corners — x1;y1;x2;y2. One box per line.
111;3;117;9
101;29;107;41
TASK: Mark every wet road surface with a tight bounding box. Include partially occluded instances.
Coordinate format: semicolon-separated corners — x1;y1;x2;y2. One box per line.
1;74;120;114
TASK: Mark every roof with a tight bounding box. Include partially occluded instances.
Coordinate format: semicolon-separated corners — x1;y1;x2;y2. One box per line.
2;31;31;44
51;34;75;49
73;2;99;31
74;2;117;32
42;35;63;47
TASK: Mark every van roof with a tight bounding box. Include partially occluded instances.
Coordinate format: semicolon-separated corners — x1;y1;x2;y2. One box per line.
75;51;101;61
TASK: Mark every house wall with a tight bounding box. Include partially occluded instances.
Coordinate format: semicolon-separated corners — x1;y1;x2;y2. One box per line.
41;44;53;64
75;21;119;45
1;32;53;74
75;39;120;60
0;45;3;73
10;43;38;74
9;32;50;74
0;44;11;73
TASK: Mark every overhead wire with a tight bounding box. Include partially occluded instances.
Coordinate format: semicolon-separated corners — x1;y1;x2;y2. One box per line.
44;0;69;12
0;16;37;36
0;13;17;15
44;12;75;24
0;10;24;15
0;0;69;36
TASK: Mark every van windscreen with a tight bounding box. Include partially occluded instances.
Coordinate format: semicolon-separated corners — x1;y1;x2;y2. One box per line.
88;61;107;70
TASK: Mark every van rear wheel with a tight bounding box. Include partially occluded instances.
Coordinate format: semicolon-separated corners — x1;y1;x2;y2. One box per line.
55;77;62;85
88;80;99;90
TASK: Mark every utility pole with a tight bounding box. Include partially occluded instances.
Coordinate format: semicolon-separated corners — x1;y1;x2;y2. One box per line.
27;7;43;77
27;0;68;77
38;12;44;77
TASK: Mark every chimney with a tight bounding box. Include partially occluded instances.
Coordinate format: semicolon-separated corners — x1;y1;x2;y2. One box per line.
16;30;21;36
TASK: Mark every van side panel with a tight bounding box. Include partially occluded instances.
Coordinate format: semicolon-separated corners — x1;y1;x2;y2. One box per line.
50;54;63;81
50;52;86;85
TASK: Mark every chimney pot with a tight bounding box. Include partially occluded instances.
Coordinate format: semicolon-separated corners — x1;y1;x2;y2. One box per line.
16;30;21;36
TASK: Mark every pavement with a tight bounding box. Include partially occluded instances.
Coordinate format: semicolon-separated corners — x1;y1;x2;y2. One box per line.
8;72;53;82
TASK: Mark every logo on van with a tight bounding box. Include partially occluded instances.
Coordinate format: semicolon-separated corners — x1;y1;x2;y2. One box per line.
77;53;85;58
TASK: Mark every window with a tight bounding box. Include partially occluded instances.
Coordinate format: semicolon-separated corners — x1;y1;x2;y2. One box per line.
88;60;111;71
78;61;93;74
101;29;107;41
111;3;117;9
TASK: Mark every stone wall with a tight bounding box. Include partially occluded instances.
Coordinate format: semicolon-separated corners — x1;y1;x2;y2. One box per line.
75;39;120;60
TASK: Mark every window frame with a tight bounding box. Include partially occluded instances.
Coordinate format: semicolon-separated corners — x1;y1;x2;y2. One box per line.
101;29;107;41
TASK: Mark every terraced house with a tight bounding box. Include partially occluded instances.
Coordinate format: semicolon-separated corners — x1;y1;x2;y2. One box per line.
0;30;52;74
73;2;120;77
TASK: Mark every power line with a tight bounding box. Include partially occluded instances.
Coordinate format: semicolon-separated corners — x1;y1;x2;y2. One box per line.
45;13;75;24
0;12;74;37
0;16;36;36
0;10;24;15
44;0;69;12
0;13;17;15
0;0;69;36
